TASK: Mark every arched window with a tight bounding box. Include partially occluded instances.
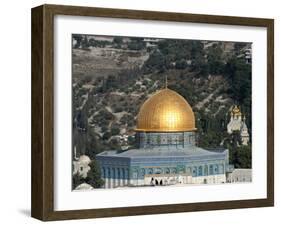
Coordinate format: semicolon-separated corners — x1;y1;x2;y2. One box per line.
155;168;162;174
198;166;203;176
214;165;218;174
132;169;138;179
178;166;185;173
171;168;177;174
220;164;224;174
179;134;184;143
192;167;197;177
126;169;129;179
157;135;161;144
107;168;111;177
147;135;150;144
112;168;116;179
187;167;192;175
209;165;214;175
147;168;153;174
139;168;145;176
117;168;121;179
167;135;172;144
204;165;208;176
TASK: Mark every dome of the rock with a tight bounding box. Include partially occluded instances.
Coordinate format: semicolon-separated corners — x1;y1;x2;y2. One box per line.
135;88;196;132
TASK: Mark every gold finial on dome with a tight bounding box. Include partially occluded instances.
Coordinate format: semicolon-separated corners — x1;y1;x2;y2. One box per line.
135;88;196;132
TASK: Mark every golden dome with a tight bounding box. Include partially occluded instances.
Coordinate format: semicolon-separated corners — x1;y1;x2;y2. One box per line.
135;88;196;132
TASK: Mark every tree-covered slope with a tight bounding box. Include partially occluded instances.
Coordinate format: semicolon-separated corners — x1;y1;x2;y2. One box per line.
72;35;252;168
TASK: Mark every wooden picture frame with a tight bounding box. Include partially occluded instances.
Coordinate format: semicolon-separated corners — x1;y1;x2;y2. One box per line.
31;4;274;221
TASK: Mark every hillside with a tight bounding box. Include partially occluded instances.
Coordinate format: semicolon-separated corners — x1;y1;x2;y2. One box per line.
72;35;252;168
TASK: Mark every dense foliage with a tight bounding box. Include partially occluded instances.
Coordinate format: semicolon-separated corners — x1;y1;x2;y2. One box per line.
72;159;104;189
72;35;252;171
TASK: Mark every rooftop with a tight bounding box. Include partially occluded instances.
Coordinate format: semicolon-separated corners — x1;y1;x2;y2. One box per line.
97;146;227;159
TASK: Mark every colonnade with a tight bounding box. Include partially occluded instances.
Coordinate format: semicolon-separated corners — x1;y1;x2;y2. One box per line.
102;167;129;188
135;164;225;178
187;164;225;177
102;163;225;188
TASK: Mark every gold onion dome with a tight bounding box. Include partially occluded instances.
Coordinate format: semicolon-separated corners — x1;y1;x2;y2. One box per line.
135;88;196;132
232;105;242;116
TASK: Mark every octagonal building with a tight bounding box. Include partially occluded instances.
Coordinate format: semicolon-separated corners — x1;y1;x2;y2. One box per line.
96;88;233;188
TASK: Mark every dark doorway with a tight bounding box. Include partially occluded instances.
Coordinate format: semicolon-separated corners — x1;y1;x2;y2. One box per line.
160;180;163;185
150;177;154;186
155;179;158;185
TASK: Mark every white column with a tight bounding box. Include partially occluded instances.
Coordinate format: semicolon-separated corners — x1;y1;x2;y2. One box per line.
103;168;107;188
119;168;124;187
105;177;108;189
106;167;110;188
112;168;116;188
109;168;113;188
124;169;128;185
117;168;120;187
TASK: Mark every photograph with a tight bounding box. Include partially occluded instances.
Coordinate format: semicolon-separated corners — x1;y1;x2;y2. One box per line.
30;3;274;221
0;0;278;224
71;34;252;190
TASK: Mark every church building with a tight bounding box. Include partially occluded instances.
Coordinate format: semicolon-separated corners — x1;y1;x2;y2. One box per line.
227;105;250;146
96;88;234;188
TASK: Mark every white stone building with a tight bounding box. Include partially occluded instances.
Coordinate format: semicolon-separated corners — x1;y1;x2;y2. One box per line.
74;183;94;190
227;105;250;146
73;149;91;178
226;168;252;183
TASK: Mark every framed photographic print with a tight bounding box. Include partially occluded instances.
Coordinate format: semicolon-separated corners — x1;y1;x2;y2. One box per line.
31;4;274;221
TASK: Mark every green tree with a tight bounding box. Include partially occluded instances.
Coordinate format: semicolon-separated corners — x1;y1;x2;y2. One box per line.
73;34;83;48
207;44;224;74
111;127;120;136
113;37;123;44
109;137;121;150
144;51;166;73
128;136;136;147
102;131;112;140
175;59;188;69
234;42;247;53
72;173;85;190
235;145;252;168
128;40;145;50
85;127;105;159
86;160;104;188
81;36;90;49
191;55;209;77
229;145;252;168
225;57;251;105
223;131;252;168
